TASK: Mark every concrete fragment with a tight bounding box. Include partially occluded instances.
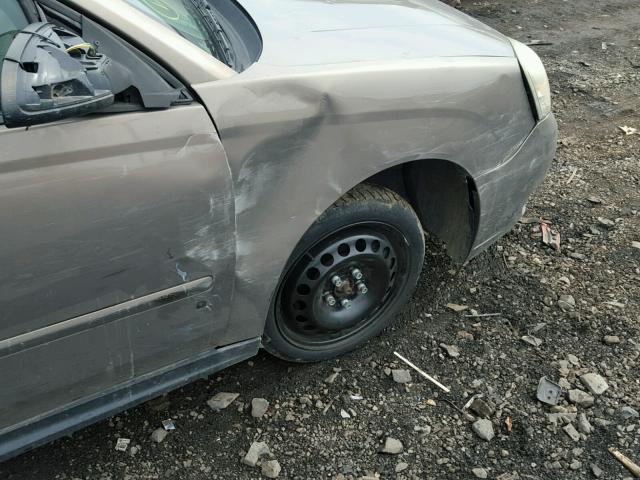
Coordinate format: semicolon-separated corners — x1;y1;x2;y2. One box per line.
251;398;269;419
472;419;494;441
568;389;595;408
580;373;609;395
380;437;403;454
207;392;239;411
243;441;270;467
563;424;581;442
150;428;168;443
261;460;281;478
603;335;620;345
558;295;576;311
472;467;488;478
577;413;593;434
392;369;412;384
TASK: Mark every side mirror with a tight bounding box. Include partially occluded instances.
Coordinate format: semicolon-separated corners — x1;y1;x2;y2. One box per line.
1;23;114;128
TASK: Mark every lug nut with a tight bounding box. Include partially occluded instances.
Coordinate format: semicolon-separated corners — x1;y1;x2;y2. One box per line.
325;294;337;307
357;282;368;295
351;268;363;281
340;298;352;309
331;275;343;288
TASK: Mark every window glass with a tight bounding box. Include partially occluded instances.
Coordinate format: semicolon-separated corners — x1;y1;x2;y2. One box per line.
124;1;219;57
123;0;237;69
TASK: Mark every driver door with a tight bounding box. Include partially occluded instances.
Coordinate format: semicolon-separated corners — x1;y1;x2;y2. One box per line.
0;0;235;433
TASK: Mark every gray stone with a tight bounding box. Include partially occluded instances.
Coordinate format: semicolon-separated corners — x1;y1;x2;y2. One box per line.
594;418;612;428
395;462;409;473
558;295;576;311
620;406;639;419
496;473;519;480
472;467;488;478
563;424;581;442
547;412;577;425
251;398;269;419
380;437;403;454
440;343;460;357
150;428;168;443
207;392;239;411
243;441;270;467
472;419;494;441
568;389;595;408
590;464;604;478
603;335;621;345
261;460;281;479
391;369;412;384
569;459;582;470
324;372;339;384
580;373;609;395
597;217;615;229
469;398;494;418
577;413;593;434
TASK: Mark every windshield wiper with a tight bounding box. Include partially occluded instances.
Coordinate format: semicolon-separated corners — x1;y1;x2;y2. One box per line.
188;0;236;70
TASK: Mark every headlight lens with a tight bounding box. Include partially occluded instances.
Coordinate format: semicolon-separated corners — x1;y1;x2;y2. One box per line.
510;39;552;120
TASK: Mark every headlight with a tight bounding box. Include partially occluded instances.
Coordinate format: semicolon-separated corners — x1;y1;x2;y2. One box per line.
510;39;552;120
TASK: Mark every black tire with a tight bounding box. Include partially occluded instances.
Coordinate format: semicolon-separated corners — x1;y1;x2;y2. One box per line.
263;183;425;362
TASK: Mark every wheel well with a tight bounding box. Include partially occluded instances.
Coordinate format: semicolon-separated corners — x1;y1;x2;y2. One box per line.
364;160;479;262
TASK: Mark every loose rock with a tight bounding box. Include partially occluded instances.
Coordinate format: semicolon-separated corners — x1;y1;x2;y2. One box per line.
243;441;271;467
620;406;639;419
563;424;581;442
603;335;621;345
590;464;604;478
324;372;339;384
577;413;593;434
469;397;494;418
440;343;460;357
251;398;269;419
380;437;403;454
568;389;595;408
150;428;168;443
472;467;488;478
580;373;609;395
207;392;240;411
261;460;281;479
472;419;495;441
392;369;412;384
558;295;576;311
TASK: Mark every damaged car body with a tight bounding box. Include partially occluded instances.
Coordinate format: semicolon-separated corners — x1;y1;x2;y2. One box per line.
0;0;557;460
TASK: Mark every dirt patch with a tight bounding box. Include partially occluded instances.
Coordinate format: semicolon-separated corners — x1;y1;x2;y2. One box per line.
2;1;639;479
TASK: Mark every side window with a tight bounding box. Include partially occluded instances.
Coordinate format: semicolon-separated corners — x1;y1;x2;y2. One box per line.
1;0;193;128
0;1;29;125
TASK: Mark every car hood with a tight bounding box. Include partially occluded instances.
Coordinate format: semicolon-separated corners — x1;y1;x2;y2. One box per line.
237;0;515;68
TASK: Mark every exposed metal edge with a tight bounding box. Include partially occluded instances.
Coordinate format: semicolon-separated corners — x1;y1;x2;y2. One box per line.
0;337;260;462
0;276;213;359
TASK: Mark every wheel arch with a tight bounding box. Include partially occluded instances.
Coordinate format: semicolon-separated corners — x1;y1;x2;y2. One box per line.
362;159;480;263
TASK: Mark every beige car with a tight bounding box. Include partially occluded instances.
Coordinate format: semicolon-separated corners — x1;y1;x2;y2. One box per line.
0;0;556;460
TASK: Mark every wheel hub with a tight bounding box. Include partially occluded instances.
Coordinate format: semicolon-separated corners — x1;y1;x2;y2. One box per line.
278;226;402;343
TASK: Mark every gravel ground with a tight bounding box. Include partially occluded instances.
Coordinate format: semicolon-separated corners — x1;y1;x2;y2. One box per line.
3;0;639;479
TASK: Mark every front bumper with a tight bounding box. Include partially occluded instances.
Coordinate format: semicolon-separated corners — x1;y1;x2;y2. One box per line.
468;113;558;260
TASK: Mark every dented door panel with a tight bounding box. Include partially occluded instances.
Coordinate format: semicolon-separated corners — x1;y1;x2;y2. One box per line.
0;105;235;432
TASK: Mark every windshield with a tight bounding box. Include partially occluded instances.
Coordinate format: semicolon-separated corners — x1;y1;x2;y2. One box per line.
124;0;235;68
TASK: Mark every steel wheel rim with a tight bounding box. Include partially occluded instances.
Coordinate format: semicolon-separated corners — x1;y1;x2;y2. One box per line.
275;222;410;349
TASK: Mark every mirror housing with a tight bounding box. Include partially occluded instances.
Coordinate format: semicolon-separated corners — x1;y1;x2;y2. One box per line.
1;23;114;128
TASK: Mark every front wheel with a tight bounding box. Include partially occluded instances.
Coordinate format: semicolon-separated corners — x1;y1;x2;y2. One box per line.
263;184;425;362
